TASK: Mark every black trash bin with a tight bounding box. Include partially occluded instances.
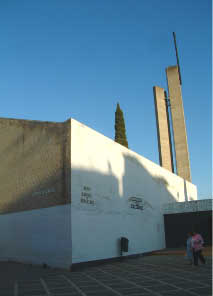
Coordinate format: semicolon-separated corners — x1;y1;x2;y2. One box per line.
121;237;129;254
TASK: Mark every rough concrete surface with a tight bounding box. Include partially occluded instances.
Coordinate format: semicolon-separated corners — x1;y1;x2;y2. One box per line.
153;86;173;173
0;118;71;214
166;66;191;182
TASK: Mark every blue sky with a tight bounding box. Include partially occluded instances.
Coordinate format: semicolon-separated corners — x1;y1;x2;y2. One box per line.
0;0;211;199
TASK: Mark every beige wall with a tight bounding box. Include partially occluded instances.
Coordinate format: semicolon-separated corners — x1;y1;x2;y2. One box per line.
0;118;71;214
166;66;191;182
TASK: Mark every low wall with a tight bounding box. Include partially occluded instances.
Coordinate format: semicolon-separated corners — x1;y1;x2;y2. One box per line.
0;205;72;268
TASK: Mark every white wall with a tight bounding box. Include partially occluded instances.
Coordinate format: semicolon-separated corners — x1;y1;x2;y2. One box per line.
70;119;197;264
0;118;198;268
0;205;72;268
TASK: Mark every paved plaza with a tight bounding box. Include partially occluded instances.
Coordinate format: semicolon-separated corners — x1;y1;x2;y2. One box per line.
0;255;212;296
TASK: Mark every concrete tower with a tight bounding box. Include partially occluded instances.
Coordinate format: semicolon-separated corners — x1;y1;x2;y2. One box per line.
154;33;191;182
153;86;174;173
166;65;191;182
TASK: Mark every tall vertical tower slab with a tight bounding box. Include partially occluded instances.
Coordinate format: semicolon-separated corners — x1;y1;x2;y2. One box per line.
153;86;173;172
166;65;191;182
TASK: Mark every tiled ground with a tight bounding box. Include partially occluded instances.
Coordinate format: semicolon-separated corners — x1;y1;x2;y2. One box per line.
0;255;212;296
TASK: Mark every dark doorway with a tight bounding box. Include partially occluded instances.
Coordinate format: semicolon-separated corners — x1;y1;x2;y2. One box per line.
164;211;212;248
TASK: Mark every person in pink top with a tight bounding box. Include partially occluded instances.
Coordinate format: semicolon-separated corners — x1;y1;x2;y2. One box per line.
191;231;206;266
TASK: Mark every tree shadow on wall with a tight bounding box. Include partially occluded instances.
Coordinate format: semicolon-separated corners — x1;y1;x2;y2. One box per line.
0;145;191;258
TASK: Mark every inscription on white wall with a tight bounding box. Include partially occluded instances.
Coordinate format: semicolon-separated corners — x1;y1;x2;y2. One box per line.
74;187;155;217
81;186;95;205
128;197;144;210
127;196;153;211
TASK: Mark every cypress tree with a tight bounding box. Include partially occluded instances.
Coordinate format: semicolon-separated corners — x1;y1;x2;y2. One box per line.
114;103;129;148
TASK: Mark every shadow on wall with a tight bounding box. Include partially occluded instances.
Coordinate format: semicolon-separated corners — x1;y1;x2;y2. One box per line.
0;149;178;213
122;153;170;197
67;151;180;260
0;145;192;248
71;154;176;211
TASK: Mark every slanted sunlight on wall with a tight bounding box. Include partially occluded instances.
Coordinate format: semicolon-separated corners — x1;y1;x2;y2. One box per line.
70;119;197;264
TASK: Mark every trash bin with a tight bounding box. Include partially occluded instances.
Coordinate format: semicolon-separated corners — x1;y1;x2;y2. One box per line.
121;237;129;252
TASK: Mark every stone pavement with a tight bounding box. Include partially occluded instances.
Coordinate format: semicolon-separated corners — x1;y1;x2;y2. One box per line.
0;255;212;296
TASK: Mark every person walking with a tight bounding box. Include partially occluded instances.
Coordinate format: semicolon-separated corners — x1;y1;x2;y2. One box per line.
186;232;193;265
191;231;206;266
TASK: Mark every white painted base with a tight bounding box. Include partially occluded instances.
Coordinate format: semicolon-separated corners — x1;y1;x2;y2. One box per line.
0;204;72;268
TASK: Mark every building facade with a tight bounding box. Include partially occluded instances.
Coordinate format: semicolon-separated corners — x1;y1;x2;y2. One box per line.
0;117;197;268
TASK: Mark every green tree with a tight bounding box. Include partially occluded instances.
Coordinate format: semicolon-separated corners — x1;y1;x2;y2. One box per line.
114;103;128;148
